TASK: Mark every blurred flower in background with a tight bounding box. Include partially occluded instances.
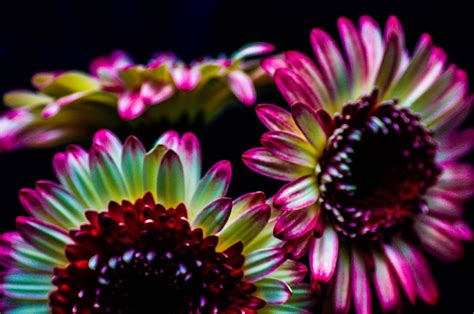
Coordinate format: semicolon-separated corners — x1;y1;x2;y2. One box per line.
0;130;313;313
0;43;274;153
243;16;473;313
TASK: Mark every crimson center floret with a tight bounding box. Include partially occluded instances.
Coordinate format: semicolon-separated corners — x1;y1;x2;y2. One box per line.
49;193;265;313
318;92;441;240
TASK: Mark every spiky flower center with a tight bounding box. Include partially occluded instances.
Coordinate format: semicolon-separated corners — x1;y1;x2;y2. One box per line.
318;94;440;240
49;193;264;313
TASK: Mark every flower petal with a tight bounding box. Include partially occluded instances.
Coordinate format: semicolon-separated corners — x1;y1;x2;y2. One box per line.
374;32;402;98
331;244;351;314
192;197;232;235
338;17;367;94
93;129;123;165
292;103;327;149
255;103;301;133
1;271;54;301
284;51;331;108
310;28;349;106
359;16;384;88
243;248;286;282
143;144;167;198
274;204;321;239
351;247;372;314
232;42;275;59
16;217;71;264
228;70;256;105
242;148;313;181
140;81;174;105
118;89;146;120
310;225;339;283
253;278;291;305
395;239;438;305
274;68;320;107
229;191;266;222
383;243;417;304
269;260;307;285
89;144;128;205
171;67;201;91
177;132;202;201
190;161;231;215
121;136;146;200
274;175;318;211
372;251;400;312
157;150;185;208
261;131;318;167
217;204;270;251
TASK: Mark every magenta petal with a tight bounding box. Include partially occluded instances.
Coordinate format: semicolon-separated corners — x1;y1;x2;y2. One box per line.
332;245;351;314
274;205;321;240
274;175;318;211
359;16;384;86
261;130;317;167
284;233;312;260
92;129;123;164
274;68;320;107
155;130;180;151
118;89;146;120
351;248;372;314
374;32;402;98
232;42;275;59
140;81;174;105
255;103;300;133
261;56;288;77
310;225;339;283
242;147;312;181
383;243;417;304
338;17;367;88
372;251;400;312
395;239;438;305
171;67;201;91
228;70;256;105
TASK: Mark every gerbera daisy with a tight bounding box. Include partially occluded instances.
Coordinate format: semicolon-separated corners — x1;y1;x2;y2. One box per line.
0;130;312;313
243;16;473;313
0;43;273;153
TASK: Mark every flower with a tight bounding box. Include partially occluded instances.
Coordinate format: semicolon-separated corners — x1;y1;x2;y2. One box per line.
0;43;274;153
243;16;473;313
0;130;313;313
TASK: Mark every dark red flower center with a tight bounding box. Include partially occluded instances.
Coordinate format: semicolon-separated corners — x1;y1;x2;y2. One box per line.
49;193;265;313
318;93;440;240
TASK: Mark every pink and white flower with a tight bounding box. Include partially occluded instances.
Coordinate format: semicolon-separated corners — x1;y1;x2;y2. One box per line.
243;16;473;313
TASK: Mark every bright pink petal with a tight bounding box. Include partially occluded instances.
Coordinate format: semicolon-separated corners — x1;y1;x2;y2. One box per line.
242;147;312;181
118;89;146;120
274;175;318;211
310;225;339;283
332;245;351;314
140;81;175;105
372;251;401;312
274;205;321;239
232;42;275;59
171;67;202;91
395;239;438;305
228;70;256;105
274;68;320;107
359;16;384;87
261;130;317;167
261;56;288;76
351;248;372;314
255;103;300;133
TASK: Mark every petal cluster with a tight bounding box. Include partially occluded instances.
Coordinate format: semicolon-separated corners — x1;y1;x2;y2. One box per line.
0;43;274;153
244;16;473;313
0;130;312;313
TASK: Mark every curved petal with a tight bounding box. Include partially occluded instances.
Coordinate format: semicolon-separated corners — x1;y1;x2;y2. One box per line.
310;225;339;283
228;70;256;105
156;150;185;208
274;175;319;211
243;248;286;282
192;197;232;235
253;278;291;305
242;148;313;181
255;103;301;133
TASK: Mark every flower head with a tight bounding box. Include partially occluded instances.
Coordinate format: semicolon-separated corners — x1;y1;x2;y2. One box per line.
0;130;312;313
1;43;274;153
243;16;473;313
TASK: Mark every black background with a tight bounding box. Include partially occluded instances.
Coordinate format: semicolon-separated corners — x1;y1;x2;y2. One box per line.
0;0;472;313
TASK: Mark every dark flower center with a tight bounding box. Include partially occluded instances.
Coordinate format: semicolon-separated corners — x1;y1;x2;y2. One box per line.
318;93;440;240
49;193;265;313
